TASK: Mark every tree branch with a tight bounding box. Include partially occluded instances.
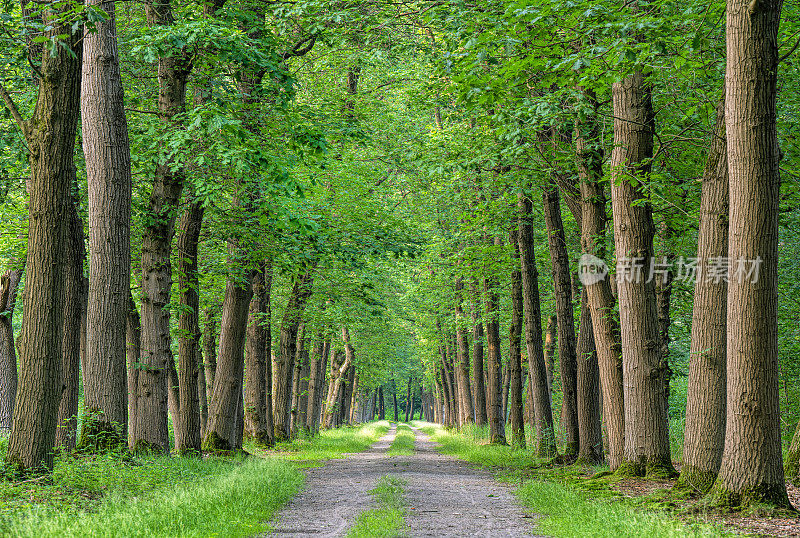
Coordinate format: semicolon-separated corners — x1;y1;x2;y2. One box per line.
0;84;28;140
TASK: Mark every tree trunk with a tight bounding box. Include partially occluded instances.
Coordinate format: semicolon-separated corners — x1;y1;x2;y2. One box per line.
173;197;204;453
576;287;604;464
298;347;311;429
470;282;488;426
393;380;400;423
202;269;252;451
543;315;556;405
508;230;526;448
0;267;22;432
517;196;556;456
306;336;325;432
244;264;270;445
263;262;275;443
56;201;86;451
576;87;625;470
454;278;475;425
678;97;728;493
710;0;788;508
203;307;218;408
5;15;82;473
290;328;306;437
484;237;507;445
80;0;132;448
405;377;412;423
126;295;141;448
543;184;579;458
323;328;355;429
274;269;314;440
610;69;673;478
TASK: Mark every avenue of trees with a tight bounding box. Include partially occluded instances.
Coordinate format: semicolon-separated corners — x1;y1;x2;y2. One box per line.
0;0;798;514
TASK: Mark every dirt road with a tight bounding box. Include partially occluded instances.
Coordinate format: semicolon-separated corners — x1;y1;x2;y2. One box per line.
266;425;541;537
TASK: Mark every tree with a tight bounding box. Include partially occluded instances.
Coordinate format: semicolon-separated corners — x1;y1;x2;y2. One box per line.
80;0;133;447
483;236;506;445
1;11;83;472
0;266;22;432
508;230;526;448
709;0;789;508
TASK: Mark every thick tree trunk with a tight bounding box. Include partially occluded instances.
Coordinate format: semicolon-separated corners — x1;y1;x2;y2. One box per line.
711;0;788;508
244;265;269;445
5;17;82;473
454;278;475;425
470;283;488;426
56;202;86;451
484;238;507;445
508;230;526;448
610;70;673;478
678;97;728;493
0;267;22;432
323;328;354;429
576;87;625;470
576;287;604;464
274;269;314;440
80;0;132;448
543;184;579;458
174;197;203;453
202;307;218;408
517;196;556;456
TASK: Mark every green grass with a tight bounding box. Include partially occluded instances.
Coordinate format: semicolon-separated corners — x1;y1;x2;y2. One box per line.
247;420;391;465
346;476;407;538
387;424;415;456
1;457;302;537
415;422;731;537
0;420;391;537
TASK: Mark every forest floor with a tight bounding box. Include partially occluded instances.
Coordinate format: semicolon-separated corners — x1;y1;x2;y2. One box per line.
266;423;541;537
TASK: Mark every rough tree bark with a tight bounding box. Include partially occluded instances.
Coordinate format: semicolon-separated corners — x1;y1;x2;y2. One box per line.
454;278;474;425
274;269;314;440
173;197;204;453
610;69;673;478
2;12;82;472
517;195;556;456
203;307;218;409
323;328;354;429
576;87;625;470
543;315;556;404
244;262;270;445
677;97;728;493
576;287;604;464
484;237;507;445
543;184;579;458
508;230;526;448
470;282;488;426
0;267;22;432
80;0;132;448
710;0;789;508
126;296;140;448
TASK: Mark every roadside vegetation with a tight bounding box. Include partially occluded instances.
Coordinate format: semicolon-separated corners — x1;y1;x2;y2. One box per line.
0;421;390;536
415;421;733;538
387;424;415;457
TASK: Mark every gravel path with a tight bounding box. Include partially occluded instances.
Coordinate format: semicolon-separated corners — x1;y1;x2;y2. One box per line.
265;424;542;537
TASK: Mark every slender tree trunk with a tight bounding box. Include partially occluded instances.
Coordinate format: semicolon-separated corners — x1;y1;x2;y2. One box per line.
174;197;203;453
470;283;488;426
131;0;194;453
543;184;579;458
244;263;269;445
5;15;82;473
306;336;325;432
678;97;729;492
202;265;253;451
393;380;400;423
543;315;556;404
576;87;625;470
274;269;314;440
508;230;526;448
298;348;310;429
454;278;475;424
56;201;86;451
710;0;788;507
323;328;355;429
0;267;22;432
576;287;604;464
484;238;507;445
80;0;132;448
290;328;306;437
203;307;218;408
610;69;673;478
517;196;556;456
405;377;412;422
262;262;275;443
126;295;141;448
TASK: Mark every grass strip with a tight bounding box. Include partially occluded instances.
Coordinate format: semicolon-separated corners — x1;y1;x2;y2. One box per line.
346;475;407;538
387;424;415;456
413;421;731;538
2;457;302;537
